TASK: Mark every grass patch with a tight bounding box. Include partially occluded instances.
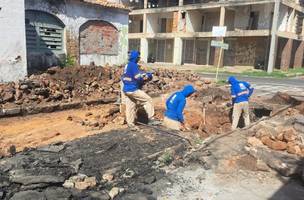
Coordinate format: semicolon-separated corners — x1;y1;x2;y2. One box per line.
194;66;304;78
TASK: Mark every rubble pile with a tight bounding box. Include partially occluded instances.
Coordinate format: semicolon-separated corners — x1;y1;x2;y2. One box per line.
0;66;203;110
250;120;304;157
0;128;185;200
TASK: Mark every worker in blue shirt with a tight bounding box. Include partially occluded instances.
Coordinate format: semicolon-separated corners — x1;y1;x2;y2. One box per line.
228;76;254;130
163;85;196;130
121;50;154;129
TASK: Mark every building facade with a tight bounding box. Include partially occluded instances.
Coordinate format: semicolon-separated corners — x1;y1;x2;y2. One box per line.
128;0;304;72
0;0;129;82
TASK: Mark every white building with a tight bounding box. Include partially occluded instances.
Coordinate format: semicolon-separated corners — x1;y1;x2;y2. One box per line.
0;0;129;82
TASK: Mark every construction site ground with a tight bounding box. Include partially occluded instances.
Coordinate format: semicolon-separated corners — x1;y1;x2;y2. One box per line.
0;66;304;200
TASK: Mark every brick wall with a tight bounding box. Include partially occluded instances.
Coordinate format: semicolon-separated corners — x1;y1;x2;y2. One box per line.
80;21;119;55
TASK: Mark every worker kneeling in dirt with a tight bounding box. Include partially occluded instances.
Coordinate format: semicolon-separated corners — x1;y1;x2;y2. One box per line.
121;50;155;129
163;85;196;131
228;76;254;130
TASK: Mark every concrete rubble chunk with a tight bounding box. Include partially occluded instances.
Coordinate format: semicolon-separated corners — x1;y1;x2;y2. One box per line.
9;190;46;200
37;143;65;153
89;191;111;200
10;175;65;185
44;187;72;200
70;158;82;173
108;187;124;199
74;176;97;190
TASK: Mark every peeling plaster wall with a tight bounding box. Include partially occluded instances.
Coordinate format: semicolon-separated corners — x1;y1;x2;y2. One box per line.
25;0;129;67
278;5;289;32
0;0;27;82
234;4;273;30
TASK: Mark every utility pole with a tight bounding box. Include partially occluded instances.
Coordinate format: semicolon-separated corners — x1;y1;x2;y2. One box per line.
267;0;280;73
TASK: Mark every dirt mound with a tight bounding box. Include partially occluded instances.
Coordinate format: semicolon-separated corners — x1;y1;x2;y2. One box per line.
0;66;203;111
267;92;299;105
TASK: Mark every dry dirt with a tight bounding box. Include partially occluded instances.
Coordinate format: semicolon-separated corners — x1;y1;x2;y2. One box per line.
0;104;125;156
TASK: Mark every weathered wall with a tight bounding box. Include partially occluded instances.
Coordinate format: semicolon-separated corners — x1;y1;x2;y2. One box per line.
234;4;273;30
0;0;27;82
129;15;143;33
224;37;268;67
204;12;219;32
278;5;289;32
186;10;203;32
146;12;173;33
25;0;129;67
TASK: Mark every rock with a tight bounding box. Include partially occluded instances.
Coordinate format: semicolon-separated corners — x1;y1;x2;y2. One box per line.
3;91;14;102
63;180;74;189
102;173;114;182
70;158;82;173
271;141;287;151
37;143;65;153
10;190;46;200
74;176;97;190
0;180;10;187
143;175;156;185
89;191;111;200
247;137;263;147
287;143;302;155
283;128;297;142
67;115;73;121
10;175;65;185
108;187;124;199
138;185;153;195
20;84;29;90
7;145;16;156
44;187;72;200
69;174;87;182
122;168;135;179
261;136;273;148
256;159;270;172
195;80;204;87
20;183;49;190
34;88;50;97
204;80;212;84
47;67;60;74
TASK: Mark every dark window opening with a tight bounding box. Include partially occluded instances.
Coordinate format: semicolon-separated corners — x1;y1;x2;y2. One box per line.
248;11;259;30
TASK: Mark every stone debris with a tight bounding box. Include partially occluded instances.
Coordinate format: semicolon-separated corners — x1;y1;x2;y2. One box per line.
108;187;124;199
0;66;202;112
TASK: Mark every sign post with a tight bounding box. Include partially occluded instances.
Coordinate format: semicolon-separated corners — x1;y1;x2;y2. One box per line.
211;26;228;82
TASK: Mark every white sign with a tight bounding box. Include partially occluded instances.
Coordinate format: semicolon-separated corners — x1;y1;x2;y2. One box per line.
211;40;229;50
212;26;227;37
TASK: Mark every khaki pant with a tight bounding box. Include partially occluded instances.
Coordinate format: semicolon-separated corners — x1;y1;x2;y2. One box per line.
163;117;181;131
124;90;154;126
232;101;250;130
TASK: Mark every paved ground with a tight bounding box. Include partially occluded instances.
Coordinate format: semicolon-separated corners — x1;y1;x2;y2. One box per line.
199;73;304;97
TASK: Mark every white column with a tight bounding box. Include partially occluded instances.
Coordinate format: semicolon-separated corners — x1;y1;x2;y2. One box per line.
173;37;183;65
140;38;149;63
267;0;280;73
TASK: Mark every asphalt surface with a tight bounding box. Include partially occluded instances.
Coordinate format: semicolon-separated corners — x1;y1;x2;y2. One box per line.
199;72;304;97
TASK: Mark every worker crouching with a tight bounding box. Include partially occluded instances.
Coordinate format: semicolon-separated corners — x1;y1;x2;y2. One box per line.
121;50;155;130
228;76;254;130
163;85;196;131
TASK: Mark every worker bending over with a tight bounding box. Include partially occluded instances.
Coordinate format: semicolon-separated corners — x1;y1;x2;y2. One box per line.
121;50;155;129
163;85;196;131
228;76;254;130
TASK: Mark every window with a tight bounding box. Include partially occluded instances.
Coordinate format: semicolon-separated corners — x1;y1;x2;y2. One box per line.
25;10;64;53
